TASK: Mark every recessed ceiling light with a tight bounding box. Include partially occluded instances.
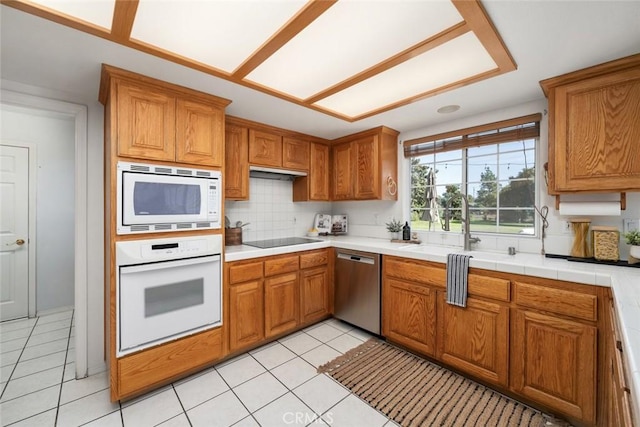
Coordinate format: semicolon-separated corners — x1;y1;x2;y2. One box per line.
437;104;460;114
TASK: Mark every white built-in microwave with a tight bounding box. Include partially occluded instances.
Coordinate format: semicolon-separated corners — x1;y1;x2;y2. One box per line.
117;161;221;235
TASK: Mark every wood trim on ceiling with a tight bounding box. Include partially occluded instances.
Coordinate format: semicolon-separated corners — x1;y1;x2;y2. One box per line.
232;0;338;79
111;0;139;42
4;0;517;123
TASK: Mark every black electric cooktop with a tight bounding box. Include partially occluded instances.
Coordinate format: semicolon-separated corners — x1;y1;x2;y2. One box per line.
244;237;321;249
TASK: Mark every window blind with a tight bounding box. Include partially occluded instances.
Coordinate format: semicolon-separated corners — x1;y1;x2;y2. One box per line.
403;113;542;158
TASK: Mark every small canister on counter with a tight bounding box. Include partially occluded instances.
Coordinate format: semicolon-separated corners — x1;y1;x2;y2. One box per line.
225;227;242;246
592;226;619;261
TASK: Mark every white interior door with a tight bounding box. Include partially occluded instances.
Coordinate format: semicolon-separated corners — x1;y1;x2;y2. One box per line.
0;144;30;321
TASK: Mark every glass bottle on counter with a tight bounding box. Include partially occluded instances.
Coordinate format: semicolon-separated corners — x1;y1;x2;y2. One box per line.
402;221;411;241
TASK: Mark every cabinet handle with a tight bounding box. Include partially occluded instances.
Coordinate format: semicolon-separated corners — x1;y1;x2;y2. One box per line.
617;340;623;352
386;176;397;196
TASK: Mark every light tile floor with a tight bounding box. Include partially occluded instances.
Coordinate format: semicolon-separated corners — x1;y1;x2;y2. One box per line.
1;312;400;427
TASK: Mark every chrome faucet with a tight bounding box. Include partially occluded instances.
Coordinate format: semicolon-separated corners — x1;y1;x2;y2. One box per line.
443;193;481;251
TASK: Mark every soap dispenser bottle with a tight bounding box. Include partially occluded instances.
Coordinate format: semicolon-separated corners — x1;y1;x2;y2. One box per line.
402;221;411;241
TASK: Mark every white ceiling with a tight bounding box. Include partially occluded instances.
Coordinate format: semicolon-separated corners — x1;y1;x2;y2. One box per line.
1;1;640;140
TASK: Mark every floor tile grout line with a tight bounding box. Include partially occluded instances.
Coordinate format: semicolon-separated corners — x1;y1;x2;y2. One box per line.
0;315;40;401
170;383;193;427
54;309;74;427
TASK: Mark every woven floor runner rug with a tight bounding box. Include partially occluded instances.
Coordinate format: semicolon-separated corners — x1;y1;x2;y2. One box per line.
318;338;552;427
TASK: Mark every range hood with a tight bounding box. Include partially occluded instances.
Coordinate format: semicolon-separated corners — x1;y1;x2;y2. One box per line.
249;166;307;181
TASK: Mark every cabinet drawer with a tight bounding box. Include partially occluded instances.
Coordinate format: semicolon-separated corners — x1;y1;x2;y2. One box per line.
264;255;299;277
384;257;445;288
118;327;221;398
468;274;510;302
514;282;597;321
300;250;328;269
228;261;263;284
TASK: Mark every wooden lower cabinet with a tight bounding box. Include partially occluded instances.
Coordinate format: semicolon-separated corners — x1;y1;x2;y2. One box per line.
437;294;509;387
511;309;597;424
606;296;635;426
117;327;222;400
383;277;436;356
229;280;264;352
265;273;299;338
300;266;329;323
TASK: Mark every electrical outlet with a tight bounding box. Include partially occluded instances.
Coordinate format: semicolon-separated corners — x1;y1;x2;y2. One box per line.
561;220;572;234
623;219;640;234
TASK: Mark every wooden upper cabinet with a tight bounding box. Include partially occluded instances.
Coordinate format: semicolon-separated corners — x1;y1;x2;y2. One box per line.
294;142;330;201
175;98;224;167
540;54;640;193
101;65;230;167
282;137;309;170
225;125;249;200
249;130;282;168
353;135;380;199
332;142;354;200
116;80;176;162
330;126;399;201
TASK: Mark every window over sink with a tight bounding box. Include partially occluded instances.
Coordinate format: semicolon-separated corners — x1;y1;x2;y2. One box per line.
404;114;541;236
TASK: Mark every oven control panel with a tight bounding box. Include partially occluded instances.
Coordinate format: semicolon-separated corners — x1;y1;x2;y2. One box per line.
116;235;222;266
141;240;208;259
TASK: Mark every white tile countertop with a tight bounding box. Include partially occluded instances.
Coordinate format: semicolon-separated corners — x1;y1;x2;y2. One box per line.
225;235;640;419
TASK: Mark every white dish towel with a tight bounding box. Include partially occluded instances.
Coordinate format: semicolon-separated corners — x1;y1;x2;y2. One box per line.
446;253;472;307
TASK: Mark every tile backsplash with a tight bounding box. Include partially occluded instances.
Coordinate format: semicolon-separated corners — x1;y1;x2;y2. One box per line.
225;178;331;242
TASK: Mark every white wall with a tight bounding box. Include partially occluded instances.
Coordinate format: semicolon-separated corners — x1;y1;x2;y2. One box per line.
1;106;75;312
1;79;106;375
225;178;331;241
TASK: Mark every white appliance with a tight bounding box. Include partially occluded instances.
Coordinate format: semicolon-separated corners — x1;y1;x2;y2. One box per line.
117;161;221;234
116;234;222;356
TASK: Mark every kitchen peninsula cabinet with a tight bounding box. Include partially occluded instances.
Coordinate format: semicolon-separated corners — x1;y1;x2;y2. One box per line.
605;295;635;426
225;249;331;354
540;53;640;193
225;124;249;200
330;126;399;201
100;64;230;167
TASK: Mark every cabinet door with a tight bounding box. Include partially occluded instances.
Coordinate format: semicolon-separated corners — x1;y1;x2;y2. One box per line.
511;309;596;424
229;280;264;352
552;67;640;192
249;130;282;167
300;267;329;324
175;99;224;167
264;272;299;338
225;125;249;200
437;295;509;387
309;143;329;200
382;277;436;356
332;142;353;200
116;80;175;161
282;137;309;171
354;135;379;199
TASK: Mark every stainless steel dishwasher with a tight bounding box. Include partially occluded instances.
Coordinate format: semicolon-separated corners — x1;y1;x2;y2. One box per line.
334;249;381;334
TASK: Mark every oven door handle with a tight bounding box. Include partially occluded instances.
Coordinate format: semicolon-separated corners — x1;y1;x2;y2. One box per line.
120;254;220;275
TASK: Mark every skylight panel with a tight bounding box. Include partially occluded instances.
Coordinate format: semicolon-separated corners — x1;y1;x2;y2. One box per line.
131;0;306;73
30;0;115;30
245;0;463;99
314;33;497;118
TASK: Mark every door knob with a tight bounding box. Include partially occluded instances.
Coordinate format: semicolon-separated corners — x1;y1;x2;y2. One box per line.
6;239;25;246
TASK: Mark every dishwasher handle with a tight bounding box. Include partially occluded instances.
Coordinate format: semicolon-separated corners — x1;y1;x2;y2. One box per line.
337;252;375;265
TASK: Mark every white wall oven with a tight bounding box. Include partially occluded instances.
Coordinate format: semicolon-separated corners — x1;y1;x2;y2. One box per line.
117;161;221;235
116;234;222;356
